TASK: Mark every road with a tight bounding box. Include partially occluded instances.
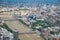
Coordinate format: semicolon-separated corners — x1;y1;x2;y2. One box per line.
5;20;44;40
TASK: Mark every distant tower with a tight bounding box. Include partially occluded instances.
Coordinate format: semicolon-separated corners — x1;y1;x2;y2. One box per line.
13;29;19;40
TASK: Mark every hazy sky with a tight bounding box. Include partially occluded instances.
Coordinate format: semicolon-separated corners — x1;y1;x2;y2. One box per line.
0;0;60;5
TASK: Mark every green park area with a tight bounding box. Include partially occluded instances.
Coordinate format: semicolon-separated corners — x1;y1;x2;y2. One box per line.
1;23;13;33
19;19;52;31
31;20;52;30
19;19;29;26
